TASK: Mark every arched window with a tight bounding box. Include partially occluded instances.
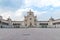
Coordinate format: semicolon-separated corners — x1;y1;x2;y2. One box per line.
25;24;27;26
30;18;32;20
30;22;32;26
34;19;36;21
25;20;27;21
29;13;31;15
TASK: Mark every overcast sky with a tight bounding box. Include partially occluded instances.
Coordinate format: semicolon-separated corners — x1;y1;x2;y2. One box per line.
0;0;60;21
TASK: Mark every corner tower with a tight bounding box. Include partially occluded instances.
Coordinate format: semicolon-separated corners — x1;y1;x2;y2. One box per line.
24;10;37;27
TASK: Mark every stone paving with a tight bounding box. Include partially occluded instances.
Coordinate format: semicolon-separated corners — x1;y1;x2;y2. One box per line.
0;28;60;40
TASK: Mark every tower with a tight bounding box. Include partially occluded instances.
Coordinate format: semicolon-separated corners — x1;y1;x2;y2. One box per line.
48;17;54;28
7;17;13;28
24;10;37;27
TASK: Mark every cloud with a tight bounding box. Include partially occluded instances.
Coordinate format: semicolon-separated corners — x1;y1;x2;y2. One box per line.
0;0;60;21
14;8;43;21
0;0;24;10
0;9;13;20
0;7;60;21
0;7;46;21
24;0;60;8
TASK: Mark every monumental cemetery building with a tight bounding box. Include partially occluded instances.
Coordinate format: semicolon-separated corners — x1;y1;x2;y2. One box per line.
0;10;60;28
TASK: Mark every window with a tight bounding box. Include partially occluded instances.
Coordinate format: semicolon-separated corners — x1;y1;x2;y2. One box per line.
30;18;32;20
2;22;9;25
13;23;21;28
30;22;32;26
39;23;48;25
14;26;20;28
13;23;21;26
53;22;60;25
29;13;31;15
25;20;27;21
41;25;47;28
25;24;27;26
0;21;1;23
35;23;36;25
1;26;3;28
34;19;36;21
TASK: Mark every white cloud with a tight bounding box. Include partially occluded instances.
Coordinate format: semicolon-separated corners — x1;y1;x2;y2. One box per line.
14;8;31;21
0;8;47;21
50;0;60;7
0;9;12;20
0;0;60;21
1;13;11;19
24;0;60;7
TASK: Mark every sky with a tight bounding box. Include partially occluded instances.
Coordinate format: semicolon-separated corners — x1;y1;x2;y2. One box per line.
0;0;60;21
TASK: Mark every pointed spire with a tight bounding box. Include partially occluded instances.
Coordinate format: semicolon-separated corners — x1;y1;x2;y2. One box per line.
29;9;31;12
49;17;54;21
0;16;2;20
7;16;11;21
29;9;32;13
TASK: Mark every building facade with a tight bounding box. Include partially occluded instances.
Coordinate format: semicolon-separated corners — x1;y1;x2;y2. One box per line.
0;10;60;28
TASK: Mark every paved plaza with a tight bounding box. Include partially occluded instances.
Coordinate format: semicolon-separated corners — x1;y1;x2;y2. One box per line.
0;28;60;40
